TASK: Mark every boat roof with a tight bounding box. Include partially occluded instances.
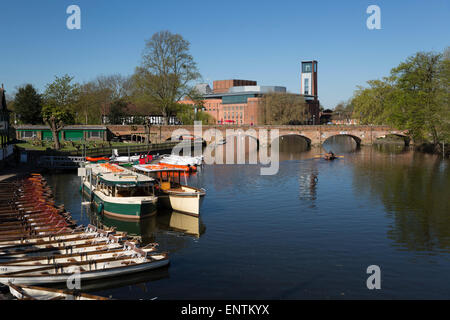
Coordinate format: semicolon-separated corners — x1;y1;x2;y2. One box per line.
133;165;187;173
86;163;155;186
133;164;186;172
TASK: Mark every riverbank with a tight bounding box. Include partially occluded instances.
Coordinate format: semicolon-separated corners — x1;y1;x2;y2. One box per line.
415;142;450;158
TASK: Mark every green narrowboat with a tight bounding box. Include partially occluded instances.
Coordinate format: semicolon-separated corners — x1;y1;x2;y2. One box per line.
82;163;158;220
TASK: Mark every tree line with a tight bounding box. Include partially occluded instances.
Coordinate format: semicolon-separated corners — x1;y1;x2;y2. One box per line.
9;31;214;149
350;48;449;147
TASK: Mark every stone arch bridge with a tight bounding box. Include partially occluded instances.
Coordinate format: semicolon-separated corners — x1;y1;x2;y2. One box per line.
106;125;410;146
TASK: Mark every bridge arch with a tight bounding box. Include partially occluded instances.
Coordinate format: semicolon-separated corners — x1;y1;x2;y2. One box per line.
381;133;411;146
323;134;362;147
224;133;260;149
274;134;312;147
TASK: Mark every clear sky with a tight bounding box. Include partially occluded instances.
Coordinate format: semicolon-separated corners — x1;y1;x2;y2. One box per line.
1;0;448;109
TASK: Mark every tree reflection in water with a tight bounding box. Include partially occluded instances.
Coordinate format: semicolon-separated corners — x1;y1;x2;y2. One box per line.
352;150;450;252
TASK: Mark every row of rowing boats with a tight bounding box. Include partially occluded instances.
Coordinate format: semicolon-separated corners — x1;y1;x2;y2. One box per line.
0;175;170;300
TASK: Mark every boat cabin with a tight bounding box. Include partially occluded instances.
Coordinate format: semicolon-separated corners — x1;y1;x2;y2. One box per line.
86;163;156;198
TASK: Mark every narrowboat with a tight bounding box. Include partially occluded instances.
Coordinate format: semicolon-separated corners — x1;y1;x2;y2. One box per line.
82;163;158;220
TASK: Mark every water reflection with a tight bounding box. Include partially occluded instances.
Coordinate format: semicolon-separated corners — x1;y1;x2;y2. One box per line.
352;151;450;252
88;205;206;244
372;143;411;155
323;135;359;154
157;209;206;238
42;140;450;299
297;162;318;205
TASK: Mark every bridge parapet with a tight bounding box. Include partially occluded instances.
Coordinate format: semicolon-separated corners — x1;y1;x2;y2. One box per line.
105;125;410;146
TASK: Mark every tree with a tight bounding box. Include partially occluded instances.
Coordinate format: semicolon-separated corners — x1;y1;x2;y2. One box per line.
13;84;42;124
176;104;214;125
390;51;445;144
333;99;354;123
109;99;130;124
42;75;78;150
351;78;396;126
351;50;450;146
260;93;308;125
133;30;201;124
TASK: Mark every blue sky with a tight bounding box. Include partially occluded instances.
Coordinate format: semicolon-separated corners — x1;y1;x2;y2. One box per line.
1;0;448;109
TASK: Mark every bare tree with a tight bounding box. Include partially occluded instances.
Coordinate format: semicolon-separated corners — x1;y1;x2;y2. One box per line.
133;30;201;124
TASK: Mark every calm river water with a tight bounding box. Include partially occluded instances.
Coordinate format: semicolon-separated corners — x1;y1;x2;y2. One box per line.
44;136;450;299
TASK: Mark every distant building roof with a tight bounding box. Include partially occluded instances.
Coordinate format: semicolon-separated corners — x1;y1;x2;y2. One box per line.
228;85;286;94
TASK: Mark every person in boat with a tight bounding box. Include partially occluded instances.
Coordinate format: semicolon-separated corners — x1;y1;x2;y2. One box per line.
324;151;336;160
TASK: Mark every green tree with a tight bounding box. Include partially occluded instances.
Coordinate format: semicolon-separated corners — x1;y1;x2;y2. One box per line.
42;75;78;150
390;51;445;143
351;49;450;146
352;78;396;125
133;30;201;124
13;84;42;124
176;104;214;125
109;99;130;124
260;93;308;125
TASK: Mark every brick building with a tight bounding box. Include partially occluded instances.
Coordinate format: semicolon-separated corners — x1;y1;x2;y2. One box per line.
181;61;321;125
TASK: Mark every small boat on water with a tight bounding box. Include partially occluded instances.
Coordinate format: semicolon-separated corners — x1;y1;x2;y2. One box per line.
0;251;169;285
160;154;203;166
8;283;110;300
133;165;205;216
314;153;343;161
0;242;157;273
85;157;110;163
157;154;203;172
0;234;127;260
82;163;158;220
0;225;111;249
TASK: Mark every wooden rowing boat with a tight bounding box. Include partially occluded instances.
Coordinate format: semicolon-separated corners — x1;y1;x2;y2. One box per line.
0;225;111;249
0;235;127;260
0;252;169;285
0;243;157;273
8;283;110;300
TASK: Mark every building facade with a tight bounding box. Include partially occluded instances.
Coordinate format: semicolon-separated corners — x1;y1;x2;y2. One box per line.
181;61;321;125
15;125;108;142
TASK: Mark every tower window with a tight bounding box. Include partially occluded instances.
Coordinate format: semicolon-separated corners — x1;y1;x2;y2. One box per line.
304;78;309;95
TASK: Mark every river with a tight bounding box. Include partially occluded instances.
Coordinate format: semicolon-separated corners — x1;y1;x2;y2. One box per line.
44;136;450;299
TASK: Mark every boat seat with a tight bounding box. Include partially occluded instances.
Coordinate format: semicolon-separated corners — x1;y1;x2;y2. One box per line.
168;188;184;192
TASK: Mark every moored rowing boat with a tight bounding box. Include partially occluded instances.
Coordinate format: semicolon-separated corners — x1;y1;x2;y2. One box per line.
0;252;169;285
8;283;110;300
